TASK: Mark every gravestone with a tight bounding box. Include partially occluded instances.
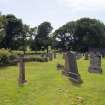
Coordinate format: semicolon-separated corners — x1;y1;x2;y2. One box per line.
48;53;53;61
41;53;44;57
44;53;48;58
63;52;82;83
76;53;82;60
18;55;27;85
100;48;105;58
53;52;56;59
101;52;105;58
62;53;66;59
84;52;88;60
88;49;102;73
56;63;64;70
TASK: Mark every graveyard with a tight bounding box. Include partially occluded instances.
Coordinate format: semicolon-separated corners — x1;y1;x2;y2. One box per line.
0;53;105;105
1;1;105;104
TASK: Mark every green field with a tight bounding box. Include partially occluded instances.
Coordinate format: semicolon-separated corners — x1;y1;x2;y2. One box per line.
0;54;105;105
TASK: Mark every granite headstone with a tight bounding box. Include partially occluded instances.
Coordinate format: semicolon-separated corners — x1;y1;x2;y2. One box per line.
63;52;82;83
88;50;102;73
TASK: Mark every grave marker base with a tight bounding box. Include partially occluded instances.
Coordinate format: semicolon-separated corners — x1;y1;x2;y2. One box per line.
62;71;82;83
88;66;102;73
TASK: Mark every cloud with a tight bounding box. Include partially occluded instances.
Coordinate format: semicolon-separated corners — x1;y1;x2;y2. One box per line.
57;0;105;11
0;0;14;3
0;0;9;2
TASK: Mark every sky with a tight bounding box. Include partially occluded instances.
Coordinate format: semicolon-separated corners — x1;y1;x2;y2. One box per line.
0;0;105;29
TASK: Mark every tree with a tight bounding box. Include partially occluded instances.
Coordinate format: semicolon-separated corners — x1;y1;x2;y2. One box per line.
0;14;23;50
53;21;76;51
21;24;30;54
74;18;105;52
29;27;37;50
34;22;53;52
0;14;6;44
53;18;105;52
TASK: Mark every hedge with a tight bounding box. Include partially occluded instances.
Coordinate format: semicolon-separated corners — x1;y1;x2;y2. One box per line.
0;49;48;67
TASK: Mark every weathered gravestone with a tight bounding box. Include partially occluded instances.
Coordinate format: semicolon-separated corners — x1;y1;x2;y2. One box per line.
63;53;66;59
76;53;82;60
48;53;53;61
84;52;89;60
88;49;102;73
62;52;82;83
41;53;45;57
53;52;56;59
56;63;64;70
18;55;27;85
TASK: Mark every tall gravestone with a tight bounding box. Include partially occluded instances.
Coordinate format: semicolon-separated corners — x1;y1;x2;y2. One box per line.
18;55;27;85
63;52;82;83
88;49;102;73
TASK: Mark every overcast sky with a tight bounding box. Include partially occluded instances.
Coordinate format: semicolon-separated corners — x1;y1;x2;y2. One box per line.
0;0;105;29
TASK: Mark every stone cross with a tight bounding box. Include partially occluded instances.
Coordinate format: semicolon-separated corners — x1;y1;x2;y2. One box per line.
63;52;82;83
88;49;102;73
18;55;27;85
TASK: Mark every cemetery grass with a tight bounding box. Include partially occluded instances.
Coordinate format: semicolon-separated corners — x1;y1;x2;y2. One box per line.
0;54;105;105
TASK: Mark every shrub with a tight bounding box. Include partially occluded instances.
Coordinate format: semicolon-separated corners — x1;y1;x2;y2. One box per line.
0;49;17;66
23;56;48;62
0;49;48;67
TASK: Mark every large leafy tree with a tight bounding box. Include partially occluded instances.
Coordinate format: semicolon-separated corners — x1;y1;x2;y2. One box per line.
53;21;76;51
33;22;53;52
53;18;105;52
0;14;23;49
11;24;29;52
29;27;37;50
74;18;105;52
0;13;6;44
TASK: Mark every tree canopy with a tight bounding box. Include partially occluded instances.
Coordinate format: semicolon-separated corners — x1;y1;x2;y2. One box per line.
0;14;23;49
0;14;6;43
0;12;105;52
74;18;105;52
53;18;105;52
32;21;53;52
53;21;76;51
